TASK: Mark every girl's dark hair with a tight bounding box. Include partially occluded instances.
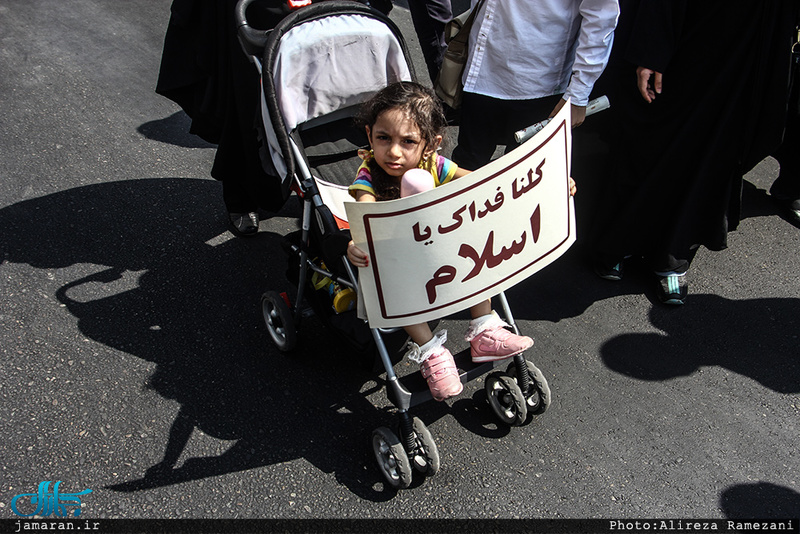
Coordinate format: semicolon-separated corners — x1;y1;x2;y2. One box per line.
356;82;448;200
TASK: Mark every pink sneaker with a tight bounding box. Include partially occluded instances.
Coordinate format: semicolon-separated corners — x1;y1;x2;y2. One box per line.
470;327;533;363
419;347;463;401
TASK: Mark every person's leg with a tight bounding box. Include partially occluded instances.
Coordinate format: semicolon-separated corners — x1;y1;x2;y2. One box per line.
404;323;434;346
452;92;505;171
469;299;492;318
406;0;453;83
453;93;563;171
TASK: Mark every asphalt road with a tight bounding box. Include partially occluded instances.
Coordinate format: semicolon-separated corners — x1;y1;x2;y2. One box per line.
1;0;798;529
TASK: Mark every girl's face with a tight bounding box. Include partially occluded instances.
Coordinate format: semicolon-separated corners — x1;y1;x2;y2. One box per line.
366;108;441;178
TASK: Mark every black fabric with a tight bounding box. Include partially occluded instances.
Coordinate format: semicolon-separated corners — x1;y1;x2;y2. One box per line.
592;0;797;272
156;0;288;213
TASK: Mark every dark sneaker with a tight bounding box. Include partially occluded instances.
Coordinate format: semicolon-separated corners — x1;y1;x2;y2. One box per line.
229;212;259;236
594;260;623;281
772;195;800;225
656;273;688;305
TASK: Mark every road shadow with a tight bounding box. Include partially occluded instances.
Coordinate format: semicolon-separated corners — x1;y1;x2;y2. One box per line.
137;111;217;149
0;178;415;501
499;244;648;324
598;294;800;393
720;482;800;518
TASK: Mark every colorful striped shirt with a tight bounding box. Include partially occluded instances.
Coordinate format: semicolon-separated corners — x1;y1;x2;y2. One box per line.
349;153;459;199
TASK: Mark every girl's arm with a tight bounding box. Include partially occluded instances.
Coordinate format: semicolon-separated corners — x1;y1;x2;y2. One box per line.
346;190;376;267
453;167;472;179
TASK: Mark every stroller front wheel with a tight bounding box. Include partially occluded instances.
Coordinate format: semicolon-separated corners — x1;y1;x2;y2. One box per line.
411;417;440;476
261;291;297;352
371;426;412;489
506;359;550;416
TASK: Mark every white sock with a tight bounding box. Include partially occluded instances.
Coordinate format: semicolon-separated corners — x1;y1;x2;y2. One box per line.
464;311;507;341
406;329;447;363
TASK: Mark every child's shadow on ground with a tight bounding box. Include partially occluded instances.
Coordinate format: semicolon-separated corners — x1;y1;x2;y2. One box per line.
0;178;419;501
107;336;406;501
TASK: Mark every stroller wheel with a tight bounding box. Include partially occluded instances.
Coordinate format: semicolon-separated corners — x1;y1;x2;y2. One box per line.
411;417;440;476
485;372;527;427
371;427;412;489
506;360;551;416
261;291;297;352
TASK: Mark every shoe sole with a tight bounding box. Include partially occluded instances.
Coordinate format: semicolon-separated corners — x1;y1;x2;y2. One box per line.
593;266;622;281
431;382;463;401
471;347;529;363
229;222;259;237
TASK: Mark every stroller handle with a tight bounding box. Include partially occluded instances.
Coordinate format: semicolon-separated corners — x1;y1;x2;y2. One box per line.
236;0;270;57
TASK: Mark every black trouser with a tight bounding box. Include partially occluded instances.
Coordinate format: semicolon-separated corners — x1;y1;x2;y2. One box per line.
452;91;561;172
407;0;453;83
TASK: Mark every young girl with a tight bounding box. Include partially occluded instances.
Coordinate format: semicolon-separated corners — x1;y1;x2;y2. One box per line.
347;81;560;402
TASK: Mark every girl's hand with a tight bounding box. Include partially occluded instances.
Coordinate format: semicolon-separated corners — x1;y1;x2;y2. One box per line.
347;240;369;268
568;177;577;196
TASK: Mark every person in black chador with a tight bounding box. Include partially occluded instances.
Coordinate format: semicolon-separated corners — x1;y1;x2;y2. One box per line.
155;0;289;236
591;0;798;305
770;13;800;226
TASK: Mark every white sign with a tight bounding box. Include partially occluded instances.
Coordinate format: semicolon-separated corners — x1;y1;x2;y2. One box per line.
345;102;575;328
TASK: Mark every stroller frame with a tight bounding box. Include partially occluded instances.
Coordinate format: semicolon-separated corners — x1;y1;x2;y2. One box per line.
237;0;550;489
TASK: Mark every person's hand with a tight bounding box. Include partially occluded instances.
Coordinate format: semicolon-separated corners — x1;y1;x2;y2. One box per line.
549;99;587;128
346;240;369;268
568;177;577;196
637;66;662;103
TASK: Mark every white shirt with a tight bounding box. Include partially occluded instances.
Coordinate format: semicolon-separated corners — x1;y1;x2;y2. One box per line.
462;0;618;105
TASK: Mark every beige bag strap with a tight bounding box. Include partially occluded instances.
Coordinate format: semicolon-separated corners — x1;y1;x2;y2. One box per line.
444;0;487;45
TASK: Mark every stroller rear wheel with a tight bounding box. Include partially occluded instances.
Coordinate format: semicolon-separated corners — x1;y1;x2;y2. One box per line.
485;372;527;426
261;291;297;352
371;426;412;489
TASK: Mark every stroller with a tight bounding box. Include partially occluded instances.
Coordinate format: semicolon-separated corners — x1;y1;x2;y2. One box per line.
236;0;550;489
